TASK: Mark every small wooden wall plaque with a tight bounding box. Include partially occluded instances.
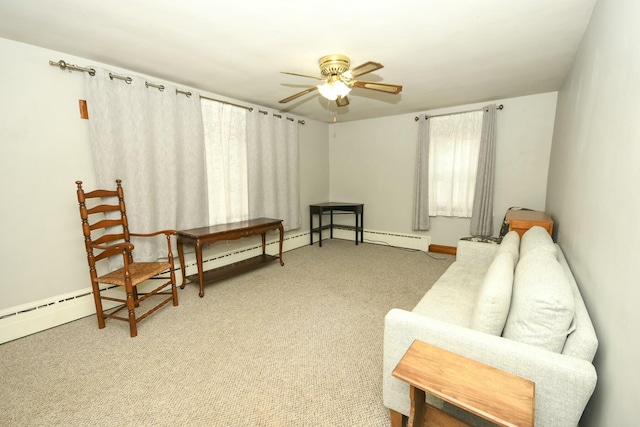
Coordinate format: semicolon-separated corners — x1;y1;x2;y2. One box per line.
79;99;88;119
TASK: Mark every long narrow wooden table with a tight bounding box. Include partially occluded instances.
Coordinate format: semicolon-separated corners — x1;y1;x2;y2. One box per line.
177;218;284;297
392;340;534;427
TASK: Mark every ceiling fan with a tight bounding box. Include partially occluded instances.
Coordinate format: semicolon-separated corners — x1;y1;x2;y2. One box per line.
279;54;403;107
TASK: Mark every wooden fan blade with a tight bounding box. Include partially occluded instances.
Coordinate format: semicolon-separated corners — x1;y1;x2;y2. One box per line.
336;96;350;107
349;61;383;78
279;86;318;103
281;71;325;81
351;80;403;94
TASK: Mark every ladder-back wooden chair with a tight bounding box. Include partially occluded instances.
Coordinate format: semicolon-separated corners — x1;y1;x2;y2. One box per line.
75;179;178;337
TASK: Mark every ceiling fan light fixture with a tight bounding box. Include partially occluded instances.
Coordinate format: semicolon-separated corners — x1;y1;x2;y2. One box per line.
317;78;352;101
318;82;338;100
333;80;351;98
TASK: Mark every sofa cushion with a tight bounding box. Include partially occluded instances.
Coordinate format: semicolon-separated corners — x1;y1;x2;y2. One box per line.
412;262;486;328
494;231;520;264
470;252;514;336
503;251;575;353
520;226;556;259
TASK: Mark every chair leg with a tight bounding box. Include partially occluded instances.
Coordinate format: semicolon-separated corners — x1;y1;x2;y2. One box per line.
170;268;179;307
91;282;106;329
171;282;179;306
125;286;138;338
132;286;140;308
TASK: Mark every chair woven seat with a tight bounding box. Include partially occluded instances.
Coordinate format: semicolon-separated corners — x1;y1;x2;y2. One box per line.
75;179;178;337
98;262;171;286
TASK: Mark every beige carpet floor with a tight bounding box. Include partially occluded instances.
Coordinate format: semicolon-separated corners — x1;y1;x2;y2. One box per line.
0;239;454;427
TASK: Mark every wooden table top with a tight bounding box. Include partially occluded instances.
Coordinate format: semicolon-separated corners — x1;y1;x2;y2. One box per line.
392;340;535;427
309;202;364;208
505;210;552;223
177;218;282;237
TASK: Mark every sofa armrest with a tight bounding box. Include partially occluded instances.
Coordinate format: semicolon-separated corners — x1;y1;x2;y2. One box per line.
455;239;498;266
383;309;597;427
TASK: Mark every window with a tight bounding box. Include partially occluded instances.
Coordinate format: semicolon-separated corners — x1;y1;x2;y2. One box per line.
201;99;301;231
201;99;249;226
428;111;483;217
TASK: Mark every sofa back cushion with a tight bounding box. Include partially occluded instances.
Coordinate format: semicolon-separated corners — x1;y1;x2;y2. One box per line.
520;226;556;259
494;231;520;264
503;251;575;353
470;252;515;336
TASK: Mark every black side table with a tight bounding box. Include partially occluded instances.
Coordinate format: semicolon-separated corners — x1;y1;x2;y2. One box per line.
309;202;364;247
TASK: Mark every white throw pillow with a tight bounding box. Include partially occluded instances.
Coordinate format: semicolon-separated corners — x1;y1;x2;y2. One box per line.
503;251;575;353
470;252;515;336
495;231;520;265
520;226;556;259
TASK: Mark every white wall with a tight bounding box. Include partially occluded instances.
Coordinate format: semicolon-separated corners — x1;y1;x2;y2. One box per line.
0;39;95;311
0;37;328;313
328;92;558;246
299;119;330;228
545;0;640;425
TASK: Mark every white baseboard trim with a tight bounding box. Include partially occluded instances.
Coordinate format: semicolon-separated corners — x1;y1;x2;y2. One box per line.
331;228;431;251
0;289;97;344
0;231;310;344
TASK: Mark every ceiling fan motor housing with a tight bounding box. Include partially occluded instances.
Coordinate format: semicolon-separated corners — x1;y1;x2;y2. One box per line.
319;54;350;76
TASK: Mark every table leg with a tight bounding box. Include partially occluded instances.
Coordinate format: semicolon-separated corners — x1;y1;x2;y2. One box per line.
278;224;285;266
195;240;205;298
409;385;472;427
390;410;405;427
354;208;358;245
319;209;323;247
309;209;313;246
177;237;187;289
360;206;364;243
330;208;334;239
408;385;426;427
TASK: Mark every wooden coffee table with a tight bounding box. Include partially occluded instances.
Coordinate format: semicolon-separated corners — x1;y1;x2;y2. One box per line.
177;218;284;297
392;340;534;427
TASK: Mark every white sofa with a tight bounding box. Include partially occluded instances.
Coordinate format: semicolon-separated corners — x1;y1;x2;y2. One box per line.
383;227;598;427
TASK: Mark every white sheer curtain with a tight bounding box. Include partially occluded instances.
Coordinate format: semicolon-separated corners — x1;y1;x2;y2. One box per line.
428;111;483;217
246;113;301;231
84;68;208;262
201;99;249;225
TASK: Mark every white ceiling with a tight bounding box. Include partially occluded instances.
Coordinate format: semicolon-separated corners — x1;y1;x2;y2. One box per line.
0;0;597;123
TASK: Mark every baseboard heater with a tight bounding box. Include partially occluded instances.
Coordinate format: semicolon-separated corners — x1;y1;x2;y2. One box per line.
0;288;98;344
0;232;309;344
331;227;431;251
0;229;430;343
